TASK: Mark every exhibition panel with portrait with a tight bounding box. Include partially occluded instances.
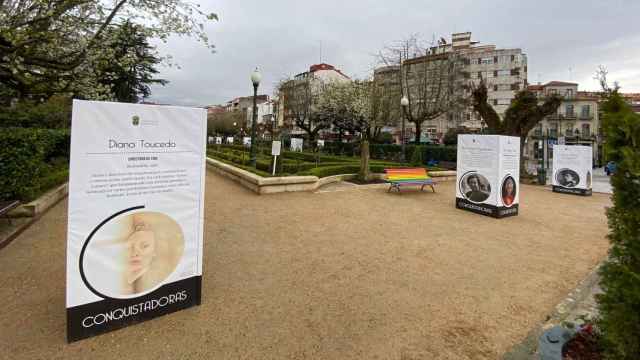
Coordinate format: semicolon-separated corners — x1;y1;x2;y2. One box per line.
552;145;593;196
456;135;520;218
66;101;206;342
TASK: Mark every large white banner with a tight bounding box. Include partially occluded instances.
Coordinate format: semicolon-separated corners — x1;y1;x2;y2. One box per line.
552;145;593;196
456;135;520;218
66;100;206;342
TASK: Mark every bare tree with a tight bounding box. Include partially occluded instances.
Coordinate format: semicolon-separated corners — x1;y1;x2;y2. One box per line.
378;35;467;144
593;65;620;94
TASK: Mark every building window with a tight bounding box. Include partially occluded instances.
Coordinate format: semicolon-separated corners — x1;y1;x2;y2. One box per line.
477;71;482;79
581;105;590;118
510;68;520;76
497;99;511;105
497;69;510;77
566;104;574;117
481;57;492;64
493;85;498;91
493;70;498;77
511;83;520;91
565;89;574;98
493;99;498;105
582;123;590;137
494;56;498;63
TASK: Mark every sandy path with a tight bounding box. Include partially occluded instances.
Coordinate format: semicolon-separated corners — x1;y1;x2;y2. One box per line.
0;171;610;359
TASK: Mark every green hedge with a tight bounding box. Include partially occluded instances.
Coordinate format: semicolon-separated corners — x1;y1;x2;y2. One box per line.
0;127;70;201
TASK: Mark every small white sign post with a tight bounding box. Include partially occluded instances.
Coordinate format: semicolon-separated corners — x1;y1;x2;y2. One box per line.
271;141;281;176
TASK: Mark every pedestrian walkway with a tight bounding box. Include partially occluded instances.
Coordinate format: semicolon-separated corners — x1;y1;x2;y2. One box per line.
0;170;611;359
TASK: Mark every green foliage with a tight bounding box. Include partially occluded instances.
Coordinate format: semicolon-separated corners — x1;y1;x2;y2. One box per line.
0;0;217;99
0;128;70;201
443;127;472;146
597;91;640;359
207;111;246;136
0;95;72;129
410;146;423;166
92;21;168;103
207;145;442;178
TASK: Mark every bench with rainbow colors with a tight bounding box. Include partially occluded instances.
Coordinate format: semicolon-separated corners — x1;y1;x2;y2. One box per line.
384;168;436;193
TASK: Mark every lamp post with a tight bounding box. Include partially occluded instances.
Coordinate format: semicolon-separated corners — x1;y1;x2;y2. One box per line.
400;96;409;163
249;67;262;168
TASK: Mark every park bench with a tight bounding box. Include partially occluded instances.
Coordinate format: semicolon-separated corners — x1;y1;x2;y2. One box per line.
0;200;20;225
385;168;436;193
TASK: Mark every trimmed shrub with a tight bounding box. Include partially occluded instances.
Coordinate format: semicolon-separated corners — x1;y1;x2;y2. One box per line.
597;92;640;359
411;146;423;166
0;127;70;201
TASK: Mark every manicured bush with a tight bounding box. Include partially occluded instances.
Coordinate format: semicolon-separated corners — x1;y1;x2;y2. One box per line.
596;91;640;359
0;127;70;201
411;146;423;166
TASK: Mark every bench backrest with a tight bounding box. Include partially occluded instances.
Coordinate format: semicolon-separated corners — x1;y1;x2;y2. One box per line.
385;168;430;181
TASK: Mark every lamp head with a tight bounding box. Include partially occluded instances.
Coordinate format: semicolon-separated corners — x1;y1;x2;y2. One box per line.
251;68;262;86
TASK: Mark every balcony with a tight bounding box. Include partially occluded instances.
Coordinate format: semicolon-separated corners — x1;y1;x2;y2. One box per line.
579;113;593;120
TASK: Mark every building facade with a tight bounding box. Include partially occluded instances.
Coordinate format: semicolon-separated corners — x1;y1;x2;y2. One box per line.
278;63;351;136
374;32;527;143
524;81;601;172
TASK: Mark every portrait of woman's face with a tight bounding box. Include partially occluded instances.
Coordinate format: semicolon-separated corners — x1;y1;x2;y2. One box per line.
82;211;185;298
501;176;517;207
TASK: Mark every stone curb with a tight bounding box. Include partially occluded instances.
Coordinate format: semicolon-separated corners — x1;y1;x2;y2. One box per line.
502;264;603;359
207;157;456;194
1;182;69;250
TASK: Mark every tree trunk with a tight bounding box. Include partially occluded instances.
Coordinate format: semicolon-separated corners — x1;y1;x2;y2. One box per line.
414;121;422;144
359;140;370;182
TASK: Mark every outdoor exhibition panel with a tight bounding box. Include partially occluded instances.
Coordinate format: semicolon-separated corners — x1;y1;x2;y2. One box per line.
66;100;206;342
552;145;593;196
456;135;520;218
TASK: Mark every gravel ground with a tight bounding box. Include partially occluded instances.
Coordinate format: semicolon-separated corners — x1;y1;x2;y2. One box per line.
0;171;611;360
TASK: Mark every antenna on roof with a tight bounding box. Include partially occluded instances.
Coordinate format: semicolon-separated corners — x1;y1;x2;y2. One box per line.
568;67;573;81
319;40;322;63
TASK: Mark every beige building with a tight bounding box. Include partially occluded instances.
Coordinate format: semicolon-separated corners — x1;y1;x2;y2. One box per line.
523;81;601;172
374;32;527;142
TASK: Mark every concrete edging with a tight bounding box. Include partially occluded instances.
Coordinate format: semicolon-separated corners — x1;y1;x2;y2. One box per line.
8;182;69;218
206;157;456;194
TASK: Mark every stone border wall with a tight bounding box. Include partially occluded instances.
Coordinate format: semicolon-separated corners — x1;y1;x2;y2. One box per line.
206;157;456;195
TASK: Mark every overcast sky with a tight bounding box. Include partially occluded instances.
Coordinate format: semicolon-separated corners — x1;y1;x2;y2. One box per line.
148;0;640;107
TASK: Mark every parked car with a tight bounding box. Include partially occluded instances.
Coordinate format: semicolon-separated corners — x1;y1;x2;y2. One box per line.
605;161;617;176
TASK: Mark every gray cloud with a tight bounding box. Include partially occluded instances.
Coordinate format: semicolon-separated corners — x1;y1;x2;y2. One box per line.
148;0;640;106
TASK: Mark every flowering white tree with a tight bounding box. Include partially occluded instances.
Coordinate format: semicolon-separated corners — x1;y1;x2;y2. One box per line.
0;0;217;99
320;79;398;180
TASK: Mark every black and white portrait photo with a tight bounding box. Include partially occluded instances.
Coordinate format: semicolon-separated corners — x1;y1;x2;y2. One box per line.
459;172;491;203
555;168;580;188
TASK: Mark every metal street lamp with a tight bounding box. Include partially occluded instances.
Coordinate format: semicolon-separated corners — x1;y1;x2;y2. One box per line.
249;67;262;168
400;96;409;163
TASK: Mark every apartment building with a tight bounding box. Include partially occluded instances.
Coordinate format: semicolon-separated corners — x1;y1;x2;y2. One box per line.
374;32;527;142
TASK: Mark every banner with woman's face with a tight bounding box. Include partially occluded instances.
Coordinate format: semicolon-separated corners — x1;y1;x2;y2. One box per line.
66;101;206;342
